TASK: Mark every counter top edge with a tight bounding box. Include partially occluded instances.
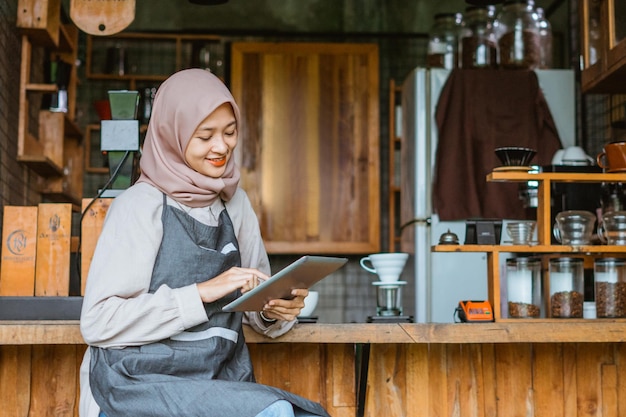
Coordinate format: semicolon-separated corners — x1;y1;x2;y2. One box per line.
1;322;625;345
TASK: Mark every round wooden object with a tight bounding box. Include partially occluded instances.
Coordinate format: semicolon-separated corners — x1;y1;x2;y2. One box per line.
69;0;135;36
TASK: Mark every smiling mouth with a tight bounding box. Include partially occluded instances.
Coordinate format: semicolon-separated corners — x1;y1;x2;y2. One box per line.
208;156;227;167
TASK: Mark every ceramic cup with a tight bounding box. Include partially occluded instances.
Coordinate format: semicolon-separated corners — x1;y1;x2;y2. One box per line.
299;290;319;317
359;252;409;282
597;141;626;172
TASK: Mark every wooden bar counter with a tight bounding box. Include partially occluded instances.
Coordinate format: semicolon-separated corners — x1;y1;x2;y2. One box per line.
1;321;625;416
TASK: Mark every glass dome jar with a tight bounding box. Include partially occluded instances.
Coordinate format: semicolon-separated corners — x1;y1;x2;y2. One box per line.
496;0;541;69
459;5;498;69
427;12;463;70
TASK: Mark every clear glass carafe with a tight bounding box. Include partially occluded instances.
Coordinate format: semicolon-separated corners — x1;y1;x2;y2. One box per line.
427;12;463;70
496;0;541;69
459;5;498;68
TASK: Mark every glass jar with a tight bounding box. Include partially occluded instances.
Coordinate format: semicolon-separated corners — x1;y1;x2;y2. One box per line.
459;5;498;69
505;257;543;318
427;12;463;70
594;258;626;318
549;258;584;318
496;0;541;69
535;7;553;68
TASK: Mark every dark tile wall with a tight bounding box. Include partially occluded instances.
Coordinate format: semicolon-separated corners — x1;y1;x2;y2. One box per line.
0;0;43;233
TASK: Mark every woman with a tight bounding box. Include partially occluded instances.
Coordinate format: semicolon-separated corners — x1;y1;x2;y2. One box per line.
79;69;330;417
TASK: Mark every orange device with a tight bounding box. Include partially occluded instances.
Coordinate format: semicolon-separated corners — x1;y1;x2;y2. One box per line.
455;300;494;322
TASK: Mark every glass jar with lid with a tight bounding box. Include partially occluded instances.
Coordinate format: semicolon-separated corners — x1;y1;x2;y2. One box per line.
459;5;498;69
549;257;585;318
427;12;463;70
505;257;543;318
496;0;541;69
594;258;626;318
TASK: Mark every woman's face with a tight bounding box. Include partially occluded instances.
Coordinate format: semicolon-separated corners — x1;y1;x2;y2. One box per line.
184;102;237;178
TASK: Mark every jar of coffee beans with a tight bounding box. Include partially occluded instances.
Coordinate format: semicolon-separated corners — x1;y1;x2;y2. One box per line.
549;258;584;318
506;257;543;318
495;0;541;69
459;5;498;69
594;258;626;318
427;12;463;70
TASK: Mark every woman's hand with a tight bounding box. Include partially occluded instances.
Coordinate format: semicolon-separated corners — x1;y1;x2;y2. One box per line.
260;288;309;322
196;267;269;304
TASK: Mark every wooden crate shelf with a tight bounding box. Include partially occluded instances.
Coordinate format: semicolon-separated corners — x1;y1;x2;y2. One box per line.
434;171;626;322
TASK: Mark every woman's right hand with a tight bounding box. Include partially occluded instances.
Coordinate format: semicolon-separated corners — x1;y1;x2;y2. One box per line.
196;267;269;304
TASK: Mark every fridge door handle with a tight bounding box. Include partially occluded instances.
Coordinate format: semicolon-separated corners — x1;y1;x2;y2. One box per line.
399;217;431;232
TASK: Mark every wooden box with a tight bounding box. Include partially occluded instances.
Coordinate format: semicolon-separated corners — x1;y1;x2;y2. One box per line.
34;203;72;296
0;206;38;296
16;0;61;47
80;198;111;294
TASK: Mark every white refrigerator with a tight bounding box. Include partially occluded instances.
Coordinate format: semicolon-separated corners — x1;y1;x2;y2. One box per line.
399;67;576;323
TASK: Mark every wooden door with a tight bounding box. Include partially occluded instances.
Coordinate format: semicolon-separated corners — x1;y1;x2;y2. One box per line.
231;42;380;254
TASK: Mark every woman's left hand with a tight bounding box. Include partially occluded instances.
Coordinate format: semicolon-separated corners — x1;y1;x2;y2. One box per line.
260;288;309;322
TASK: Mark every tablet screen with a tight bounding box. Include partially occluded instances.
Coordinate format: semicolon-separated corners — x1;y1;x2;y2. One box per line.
222;255;347;312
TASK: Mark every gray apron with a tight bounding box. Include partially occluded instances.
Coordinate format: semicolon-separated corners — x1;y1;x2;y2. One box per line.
90;195;330;417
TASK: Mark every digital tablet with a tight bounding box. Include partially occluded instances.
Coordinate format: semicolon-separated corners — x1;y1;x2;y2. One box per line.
222;255;348;312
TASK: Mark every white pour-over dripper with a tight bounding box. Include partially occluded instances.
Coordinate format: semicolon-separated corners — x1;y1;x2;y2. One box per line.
360;253;409;282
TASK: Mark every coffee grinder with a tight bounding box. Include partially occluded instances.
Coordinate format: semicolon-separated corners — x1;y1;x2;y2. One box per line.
99;90;141;197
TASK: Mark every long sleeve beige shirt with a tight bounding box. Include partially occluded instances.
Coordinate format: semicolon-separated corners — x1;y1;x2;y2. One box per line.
79;182;294;417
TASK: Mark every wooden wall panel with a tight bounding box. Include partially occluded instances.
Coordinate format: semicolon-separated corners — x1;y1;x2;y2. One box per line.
248;343;356;416
365;344;407;417
2;341;626;416
0;346;31;417
406;344;429;416
231;42;380;254
28;345;78;417
534;344;565;417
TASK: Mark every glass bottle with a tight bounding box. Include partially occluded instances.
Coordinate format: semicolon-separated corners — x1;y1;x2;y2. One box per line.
496;0;541;69
549;257;584;318
459;5;498;69
427;12;463;70
505;257;543;318
535;7;553;68
141;87;156;125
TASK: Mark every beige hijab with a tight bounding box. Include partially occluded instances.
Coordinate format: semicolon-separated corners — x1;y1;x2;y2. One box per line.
137;69;241;207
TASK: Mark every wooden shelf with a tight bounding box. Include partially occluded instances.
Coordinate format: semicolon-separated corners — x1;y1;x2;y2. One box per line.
451;171;626;322
25;82;57;92
433;244;626;253
17;19;83;204
487;171;626;182
86;74;169;82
